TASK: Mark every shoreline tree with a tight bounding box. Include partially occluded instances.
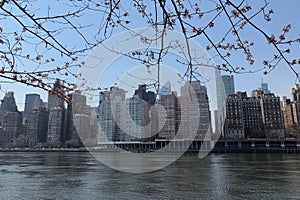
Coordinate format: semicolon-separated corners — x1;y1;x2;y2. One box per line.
0;0;299;100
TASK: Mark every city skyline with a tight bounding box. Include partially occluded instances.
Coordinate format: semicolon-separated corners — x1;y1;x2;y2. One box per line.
1;80;212;148
1;1;300;196
0;76;294;112
1;79;299;148
0;1;299;114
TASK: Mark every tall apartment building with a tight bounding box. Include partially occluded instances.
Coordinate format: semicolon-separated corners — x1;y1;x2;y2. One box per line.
292;84;300;101
73;114;90;144
47;107;65;146
65;92;87;147
223;89;284;139
260;92;284;138
26;108;49;147
88;107;99;146
98;87;127;142
134;84;157;141
97;85;159;142
179;81;211;140
282;97;295;136
0;91;18;112
98;98;113;142
24;93;48;147
47;80;66;146
96;82;211;142
23;94;44;120
0;92;23;148
292;101;300;134
0;111;23;148
127;94;150;141
134;84;156;106
222;94;245;140
291;85;300;135
291;85;300;132
282;85;300;137
48;80;65;109
157;91;177;140
240;92;264;138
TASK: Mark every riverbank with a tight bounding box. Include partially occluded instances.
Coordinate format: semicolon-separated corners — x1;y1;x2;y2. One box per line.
0;148;88;152
2;139;300;153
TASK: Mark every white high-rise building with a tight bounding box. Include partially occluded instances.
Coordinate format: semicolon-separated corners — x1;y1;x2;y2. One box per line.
179;80;211;140
97;87;127;142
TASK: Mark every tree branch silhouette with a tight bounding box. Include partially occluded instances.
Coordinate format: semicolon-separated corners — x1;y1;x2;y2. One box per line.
0;0;299;100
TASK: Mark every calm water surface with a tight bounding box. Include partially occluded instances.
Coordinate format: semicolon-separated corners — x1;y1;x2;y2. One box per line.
1;152;300;200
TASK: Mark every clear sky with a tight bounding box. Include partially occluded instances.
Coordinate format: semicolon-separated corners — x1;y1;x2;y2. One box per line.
232;1;300;98
1;1;300;111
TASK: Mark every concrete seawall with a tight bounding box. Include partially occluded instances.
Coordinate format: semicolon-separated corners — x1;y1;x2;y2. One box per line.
2;140;300;153
95;139;300;153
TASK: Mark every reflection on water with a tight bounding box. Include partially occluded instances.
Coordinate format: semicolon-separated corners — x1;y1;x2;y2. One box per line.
1;152;300;199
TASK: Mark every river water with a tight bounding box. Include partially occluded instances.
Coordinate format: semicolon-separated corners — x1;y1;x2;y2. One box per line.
0;152;300;200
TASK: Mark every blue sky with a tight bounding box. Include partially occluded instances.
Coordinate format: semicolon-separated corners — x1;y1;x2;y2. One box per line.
233;1;300;98
1;1;300;111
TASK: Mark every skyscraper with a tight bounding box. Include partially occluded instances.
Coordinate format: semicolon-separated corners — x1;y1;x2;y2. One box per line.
224;91;265;139
73;114;90;144
223;89;284;139
214;70;226;136
240;92;264;138
260;82;270;94
221;75;235;97
47;107;65;146
260;92;284;138
98;87;127;142
157;91;177;140
26;108;49;147
292;84;300;102
97;85;159;142
0;112;23;148
98;94;113;142
48;80;65;110
222;94;245;140
65;92;87;147
23;94;44;120
47;80;65;146
134;84;156;106
0;92;23;148
127;94;149;140
251;81;271;96
282;97;295;137
0;91;18;112
282;85;300;138
179;80;211;140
